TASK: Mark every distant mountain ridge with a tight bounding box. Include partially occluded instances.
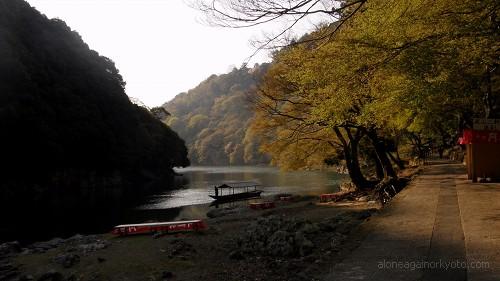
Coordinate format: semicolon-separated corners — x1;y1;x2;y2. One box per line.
163;65;270;165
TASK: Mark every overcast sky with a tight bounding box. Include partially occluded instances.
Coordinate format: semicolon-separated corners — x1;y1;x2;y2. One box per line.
25;0;289;107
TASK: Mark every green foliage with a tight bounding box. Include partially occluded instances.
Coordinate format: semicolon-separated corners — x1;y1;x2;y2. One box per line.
0;0;189;199
163;65;270;165
249;0;499;181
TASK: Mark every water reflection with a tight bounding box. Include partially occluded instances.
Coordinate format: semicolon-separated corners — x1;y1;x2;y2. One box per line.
139;166;346;210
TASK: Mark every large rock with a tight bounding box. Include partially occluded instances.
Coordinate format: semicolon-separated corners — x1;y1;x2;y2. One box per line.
294;231;314;256
78;240;109;254
266;230;294;256
167;239;195;258
237;215;317;257
0;241;21;256
65;235;100;245
53;254;80;268
46;238;64;248
29;238;66;254
0;261;20;281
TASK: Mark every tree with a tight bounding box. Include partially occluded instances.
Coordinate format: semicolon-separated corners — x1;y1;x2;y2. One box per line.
356;0;499;154
163;65;271;165
249;40;389;188
0;0;190;238
250;0;499;189
194;0;368;56
197;0;499;189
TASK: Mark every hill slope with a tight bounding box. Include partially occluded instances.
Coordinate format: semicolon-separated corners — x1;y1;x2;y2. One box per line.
163;65;270;165
0;0;189;240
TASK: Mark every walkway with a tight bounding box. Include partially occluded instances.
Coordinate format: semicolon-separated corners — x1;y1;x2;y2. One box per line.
324;162;500;281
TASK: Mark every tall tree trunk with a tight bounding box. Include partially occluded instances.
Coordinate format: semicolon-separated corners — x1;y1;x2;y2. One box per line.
334;127;375;189
437;148;444;159
366;129;397;180
388;152;405;169
484;65;494;118
343;144;369;188
371;150;385;179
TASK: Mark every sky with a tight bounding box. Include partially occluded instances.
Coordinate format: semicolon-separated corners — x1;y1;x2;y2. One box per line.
25;0;291;107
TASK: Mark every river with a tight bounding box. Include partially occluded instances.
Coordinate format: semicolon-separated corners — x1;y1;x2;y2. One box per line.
128;166;347;223
0;166;346;243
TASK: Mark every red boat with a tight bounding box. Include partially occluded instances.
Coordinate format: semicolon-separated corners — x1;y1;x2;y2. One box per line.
249;201;275;210
111;220;207;236
319;192;347;202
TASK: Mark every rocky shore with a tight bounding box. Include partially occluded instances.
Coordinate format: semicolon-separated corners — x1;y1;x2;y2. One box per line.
1;234;110;280
0;195;384;281
1;167;421;281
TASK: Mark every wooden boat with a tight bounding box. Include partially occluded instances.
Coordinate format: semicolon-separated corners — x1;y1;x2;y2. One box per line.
209;182;263;202
111;220;206;236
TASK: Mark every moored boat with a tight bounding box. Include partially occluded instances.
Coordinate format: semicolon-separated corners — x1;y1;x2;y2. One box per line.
209;182;263;202
111;220;207;236
249;201;275;210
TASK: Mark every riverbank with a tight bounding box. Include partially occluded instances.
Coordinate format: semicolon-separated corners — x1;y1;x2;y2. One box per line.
1;167;421;281
1;196;379;281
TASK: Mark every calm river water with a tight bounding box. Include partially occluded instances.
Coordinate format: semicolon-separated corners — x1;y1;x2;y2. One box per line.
129;166;346;223
1;166;346;243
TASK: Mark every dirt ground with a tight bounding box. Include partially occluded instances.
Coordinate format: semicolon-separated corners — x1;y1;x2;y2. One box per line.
0;167;424;281
0;196;383;281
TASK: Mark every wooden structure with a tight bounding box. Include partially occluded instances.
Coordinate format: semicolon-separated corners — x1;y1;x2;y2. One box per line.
460;126;500;182
111;220;206;236
209;182;263;203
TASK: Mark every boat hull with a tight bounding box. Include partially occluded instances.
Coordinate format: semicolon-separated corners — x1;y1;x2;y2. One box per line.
111;220;207;236
209;190;263;202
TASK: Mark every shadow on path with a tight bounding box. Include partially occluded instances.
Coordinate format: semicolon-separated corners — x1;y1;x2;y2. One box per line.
321;162;479;281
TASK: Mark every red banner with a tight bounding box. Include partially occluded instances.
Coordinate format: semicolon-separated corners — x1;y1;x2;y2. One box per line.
460;129;500;144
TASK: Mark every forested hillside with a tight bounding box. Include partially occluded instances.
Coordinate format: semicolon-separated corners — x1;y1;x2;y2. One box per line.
198;0;499;188
241;0;500;187
163;65;270;165
0;0;189;240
